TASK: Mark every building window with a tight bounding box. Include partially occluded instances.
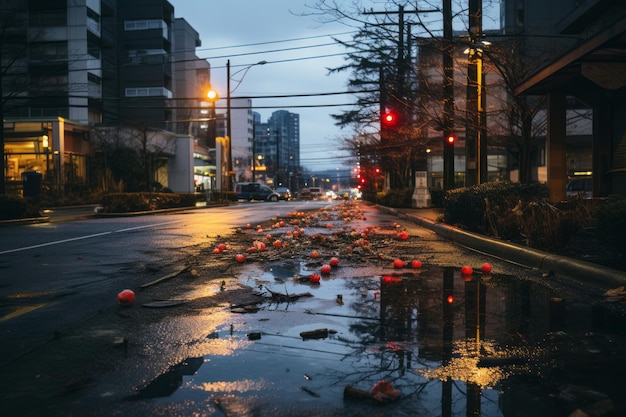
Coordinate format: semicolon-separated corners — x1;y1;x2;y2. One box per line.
87;72;101;86
124;19;168;40
125;87;172;98
86;7;100;35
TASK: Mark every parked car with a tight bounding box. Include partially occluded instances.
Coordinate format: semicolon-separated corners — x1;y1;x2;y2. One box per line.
275;187;291;200
235;182;280;202
566;177;592;199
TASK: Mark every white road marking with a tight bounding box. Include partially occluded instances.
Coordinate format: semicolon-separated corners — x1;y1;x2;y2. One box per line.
0;219;185;255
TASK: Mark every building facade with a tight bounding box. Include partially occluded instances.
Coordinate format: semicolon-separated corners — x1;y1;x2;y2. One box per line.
252;110;300;191
1;0;212;195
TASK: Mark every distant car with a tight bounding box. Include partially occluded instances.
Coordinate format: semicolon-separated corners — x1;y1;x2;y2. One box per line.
275;187;291;200
308;187;323;199
566;177;592;199
235;182;280;202
337;189;351;200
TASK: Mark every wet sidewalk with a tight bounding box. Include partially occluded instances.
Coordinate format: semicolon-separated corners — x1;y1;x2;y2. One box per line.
381;205;626;289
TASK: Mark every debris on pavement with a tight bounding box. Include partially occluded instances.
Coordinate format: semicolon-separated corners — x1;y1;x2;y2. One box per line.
604;286;626;302
299;328;337;339
343;380;401;403
142;300;186;308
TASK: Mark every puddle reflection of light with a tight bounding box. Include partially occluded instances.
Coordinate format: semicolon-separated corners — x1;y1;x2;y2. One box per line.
194;379;271;393
418;339;508;388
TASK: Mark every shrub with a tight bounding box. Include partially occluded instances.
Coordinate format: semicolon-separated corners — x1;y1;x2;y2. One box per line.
429;188;445;207
378;188;413;208
512;199;593;252
444;182;549;235
101;192;196;213
596;196;626;254
0;194;27;219
363;188;413;208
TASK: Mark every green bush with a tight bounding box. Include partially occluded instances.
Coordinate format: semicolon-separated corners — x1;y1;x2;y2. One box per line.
101;192;196;213
442;182;601;252
363;188;413;208
429;188;445;207
444;182;549;234
0;194;27;220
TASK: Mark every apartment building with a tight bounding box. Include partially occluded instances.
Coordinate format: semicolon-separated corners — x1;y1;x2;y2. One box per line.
1;0;211;194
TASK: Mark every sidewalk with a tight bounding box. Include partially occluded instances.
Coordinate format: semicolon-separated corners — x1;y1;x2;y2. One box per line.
380;205;626;289
1;202;213;225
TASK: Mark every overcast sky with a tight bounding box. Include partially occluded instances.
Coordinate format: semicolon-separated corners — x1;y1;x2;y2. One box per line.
169;0;358;171
168;1;501;171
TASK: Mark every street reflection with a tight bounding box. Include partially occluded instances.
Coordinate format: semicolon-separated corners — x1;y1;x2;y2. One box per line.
130;264;626;416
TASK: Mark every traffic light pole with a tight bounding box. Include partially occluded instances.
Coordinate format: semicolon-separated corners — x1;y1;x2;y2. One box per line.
443;0;455;190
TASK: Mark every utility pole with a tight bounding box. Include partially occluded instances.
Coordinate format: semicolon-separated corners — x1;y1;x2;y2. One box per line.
466;0;487;185
226;59;232;192
443;0;456;191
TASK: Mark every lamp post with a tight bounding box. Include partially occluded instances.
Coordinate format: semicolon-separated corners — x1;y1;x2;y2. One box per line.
466;0;488;186
226;59;266;190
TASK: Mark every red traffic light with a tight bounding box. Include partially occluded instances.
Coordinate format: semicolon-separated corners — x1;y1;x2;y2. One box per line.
446;134;456;145
382;109;398;126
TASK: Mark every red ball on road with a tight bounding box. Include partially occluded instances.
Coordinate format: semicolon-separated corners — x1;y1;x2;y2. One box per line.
321;264;332;274
411;260;423;269
329;257;339;267
235;253;246;263
117;289;135;306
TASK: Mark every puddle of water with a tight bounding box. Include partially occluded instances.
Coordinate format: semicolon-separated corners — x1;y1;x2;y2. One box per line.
131;263;626;416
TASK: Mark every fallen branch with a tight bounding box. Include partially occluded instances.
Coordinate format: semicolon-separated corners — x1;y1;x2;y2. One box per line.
264;286;312;301
141;266;191;289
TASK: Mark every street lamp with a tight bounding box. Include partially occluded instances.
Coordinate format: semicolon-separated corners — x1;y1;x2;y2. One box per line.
204;87;219;146
226;59;266;190
465;40;489;185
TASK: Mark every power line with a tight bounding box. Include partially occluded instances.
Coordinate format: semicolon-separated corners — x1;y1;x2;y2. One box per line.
200;42;340;61
197;31;357;52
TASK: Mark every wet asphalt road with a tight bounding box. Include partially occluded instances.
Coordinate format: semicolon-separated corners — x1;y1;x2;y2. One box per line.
1;201;625;417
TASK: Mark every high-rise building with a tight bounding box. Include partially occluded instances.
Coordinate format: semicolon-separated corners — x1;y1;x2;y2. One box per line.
1;0;213;193
252;110;300;190
268;110;300;189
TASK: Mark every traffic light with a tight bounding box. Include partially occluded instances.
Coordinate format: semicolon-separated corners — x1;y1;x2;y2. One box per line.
446;133;456;145
381;108;399;127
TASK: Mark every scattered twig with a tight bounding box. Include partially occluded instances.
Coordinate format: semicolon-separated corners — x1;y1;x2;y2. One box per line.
140;266;191;288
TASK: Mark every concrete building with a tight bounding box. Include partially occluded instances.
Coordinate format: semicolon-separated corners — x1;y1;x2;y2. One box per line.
515;0;626;198
414;0;609;196
252;110;301;191
1;0;211;195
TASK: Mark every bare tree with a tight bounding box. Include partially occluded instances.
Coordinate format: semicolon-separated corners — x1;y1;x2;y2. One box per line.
91;123;176;192
482;36;579;183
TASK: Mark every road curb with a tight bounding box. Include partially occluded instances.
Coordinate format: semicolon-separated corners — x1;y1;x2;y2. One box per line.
379;205;626;288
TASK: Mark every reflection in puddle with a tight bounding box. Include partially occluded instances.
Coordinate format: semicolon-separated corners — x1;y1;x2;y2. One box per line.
126;357;204;400
132;264;626;416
